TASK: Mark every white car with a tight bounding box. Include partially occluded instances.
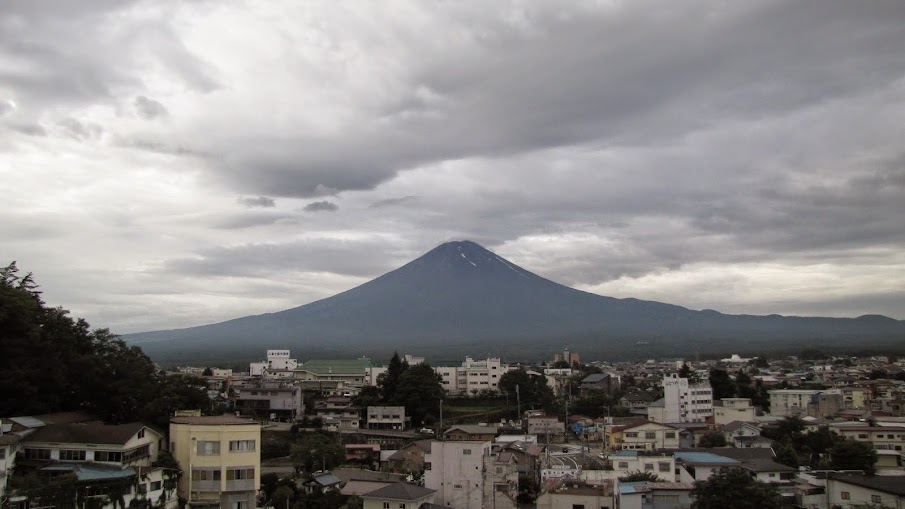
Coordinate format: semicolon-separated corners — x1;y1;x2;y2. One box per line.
420;428;435;434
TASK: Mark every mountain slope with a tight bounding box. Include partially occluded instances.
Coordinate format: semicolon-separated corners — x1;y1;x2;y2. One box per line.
126;241;905;362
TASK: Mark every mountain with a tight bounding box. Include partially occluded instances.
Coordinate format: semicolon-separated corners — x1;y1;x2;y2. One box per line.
126;240;905;362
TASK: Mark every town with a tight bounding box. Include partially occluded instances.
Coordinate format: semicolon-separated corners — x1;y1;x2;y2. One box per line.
3;346;904;509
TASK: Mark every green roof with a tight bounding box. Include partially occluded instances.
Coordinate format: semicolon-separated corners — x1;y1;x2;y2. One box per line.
297;357;373;374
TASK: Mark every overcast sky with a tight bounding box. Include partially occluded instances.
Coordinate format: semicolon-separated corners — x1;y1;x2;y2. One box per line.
3;0;904;334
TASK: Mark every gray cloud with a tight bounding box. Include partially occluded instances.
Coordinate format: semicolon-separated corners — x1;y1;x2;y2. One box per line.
303;201;339;213
370;196;418;209
237;196;275;208
57;117;102;140
134;96;168;119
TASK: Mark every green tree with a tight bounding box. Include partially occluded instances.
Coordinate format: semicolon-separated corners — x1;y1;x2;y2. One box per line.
773;441;799;468
619;470;664;482
708;369;736;400
290;433;345;473
498;368;557;415
271;485;295;507
697;431;727;448
690;467;782;509
202;367;213;376
391;362;444;426
379;351;408;402
829;439;877;475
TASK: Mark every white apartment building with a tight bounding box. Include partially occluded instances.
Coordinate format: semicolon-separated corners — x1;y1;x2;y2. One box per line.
768;389;820;417
437;357;512;395
662;373;713;423
425;440;491;509
249;350;298;376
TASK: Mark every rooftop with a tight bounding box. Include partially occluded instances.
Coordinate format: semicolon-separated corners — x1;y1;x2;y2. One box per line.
23;422;152;446
363;482;436;501
829;472;905;496
170;415;258;426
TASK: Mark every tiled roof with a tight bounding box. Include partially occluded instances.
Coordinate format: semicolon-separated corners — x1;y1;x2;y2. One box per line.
23;422;152;446
445;425;497;435
363;482;435;501
829;473;905;496
40;463;136;482
297;358;373;374
674;452;739;465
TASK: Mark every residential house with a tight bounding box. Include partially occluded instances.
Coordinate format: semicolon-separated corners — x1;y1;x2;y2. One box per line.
367;406;407;430
385;440;432;474
674;452;740;483
169;412;261;509
527;416;564;436
825;472;905;508
313;396;361;430
586;451;677;483
443;425;497;442
720;421;764;448
536;479;615;509
301;471;344;494
293;358;374;396
620;422;680;451
768;390;820;417
832;425;905;451
617;481;694;509
346;444;380;464
483;451;519;509
425;440;491;509
1;425;19;501
619;390;659;414
361;482;438;509
580;373;620;396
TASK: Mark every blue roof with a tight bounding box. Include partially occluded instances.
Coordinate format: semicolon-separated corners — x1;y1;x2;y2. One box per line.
613;450;639;457
674;452;738;465
618;481;649;495
40;463;136;482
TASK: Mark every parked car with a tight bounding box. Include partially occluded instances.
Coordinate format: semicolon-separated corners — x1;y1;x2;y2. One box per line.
420;428;435;434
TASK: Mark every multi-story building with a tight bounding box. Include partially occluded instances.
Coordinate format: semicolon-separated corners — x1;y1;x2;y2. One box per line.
483;451;518;509
713;398;756;425
768;389;820;417
313;396;361;430
366;406;406;430
169;412;261;509
526;416;564;436
832;425;905;452
249;349;298;377
826;472;905;508
425;440;492;509
619;422;680;451
662;373;713;423
293;358;374;396
234;383;303;421
435;357;512;395
553;349;580;366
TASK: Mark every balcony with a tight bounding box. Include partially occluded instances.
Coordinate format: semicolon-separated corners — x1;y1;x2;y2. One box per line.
191;480;221;492
225;479;255;491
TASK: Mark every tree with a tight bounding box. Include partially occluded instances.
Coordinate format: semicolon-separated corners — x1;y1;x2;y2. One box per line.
708;369;736;400
697;431;727;448
498;369;557;415
379;351;408;402
679;363;693;379
773;441;799;468
619;470;664;482
690;467;782;509
390;362;444;426
829;439;877;475
271;485;295;507
202;367;213;376
290;433;345;473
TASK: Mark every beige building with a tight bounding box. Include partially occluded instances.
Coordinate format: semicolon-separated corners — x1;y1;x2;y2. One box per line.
425;440;492;509
714;398;756;425
826;472;905;508
169;412;261;509
832;425;905;452
768;389;819;416
620;422;680;451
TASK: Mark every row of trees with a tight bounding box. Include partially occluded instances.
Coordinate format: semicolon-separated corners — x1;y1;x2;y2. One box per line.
352;352;445;427
762;416;878;473
0;262;211;429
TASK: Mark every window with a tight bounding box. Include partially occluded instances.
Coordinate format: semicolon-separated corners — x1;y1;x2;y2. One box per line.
659;462;670;472
625;432;638;438
229;440;256;452
197;441;220;456
572;505;585;509
872;495;882;503
665;432;676;439
138;429;145;439
399;504;406;509
645;432;656;439
95;450;123;462
0;448;5;460
124;445;151;462
226;468;255;480
24;448;51;460
59;449;87;461
191;469;221;481
617;461;629;469
841;492;850;500
150;481;162;491
383;504;390;509
858;434;868;439
137;483;147;494
463;449;472;455
644;463;654;471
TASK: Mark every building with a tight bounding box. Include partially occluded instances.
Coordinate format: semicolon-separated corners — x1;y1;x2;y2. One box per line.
443;425;497;442
553;349;580;366
619;422;681;451
617;481;694;509
436;357;512;395
594;450;677;482
234;383;303;421
361;482;438;509
385;440;433;474
527;416;564;436
662;373;713;423
0;424;19;501
313;396;361;430
579;373;620;396
768;389;820;417
249;349;298;377
832;425;905;451
536;479;614;509
425;440;492;509
366;406;407;430
713;398;756;425
825;472;905;508
483;451;519;509
293;358;374;396
169;412;261;509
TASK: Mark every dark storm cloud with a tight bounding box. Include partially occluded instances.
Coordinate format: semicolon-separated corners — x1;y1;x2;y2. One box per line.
303;201;339;213
237;196;276;208
134;96;168;120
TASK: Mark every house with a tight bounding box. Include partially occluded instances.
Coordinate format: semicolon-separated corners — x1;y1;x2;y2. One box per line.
425;440;491;509
293;357;374;396
302;471;344;494
580;373;620;396
590;451;677;483
367;406;407;430
527;416;564;436
536;479;615;509
617;481;694;509
768;390;820;416
673;452;740;482
313;396;362;430
619;389;658;413
443;425;497;442
333;468;408;497
720;421;763;447
1;426;20;500
483;451;519;509
361;482;438;509
346;443;380;463
385;440;433;474
169;412;261;509
825;472;905;508
713;398;756;424
832;425;905;451
620;422;680;451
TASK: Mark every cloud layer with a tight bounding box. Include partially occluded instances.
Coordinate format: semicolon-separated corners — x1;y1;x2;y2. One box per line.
2;0;904;334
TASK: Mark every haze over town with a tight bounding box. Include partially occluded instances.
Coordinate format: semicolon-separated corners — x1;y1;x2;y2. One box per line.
2;0;905;335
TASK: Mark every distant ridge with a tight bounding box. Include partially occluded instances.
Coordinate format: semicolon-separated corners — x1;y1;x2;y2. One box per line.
126;240;905;362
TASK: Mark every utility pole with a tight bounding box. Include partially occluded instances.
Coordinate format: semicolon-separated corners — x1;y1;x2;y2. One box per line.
516;384;521;431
